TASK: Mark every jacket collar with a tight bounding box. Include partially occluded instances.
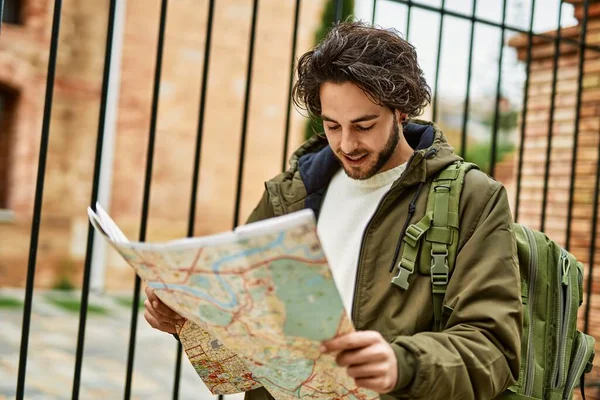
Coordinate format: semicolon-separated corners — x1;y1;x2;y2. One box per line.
274;120;461;218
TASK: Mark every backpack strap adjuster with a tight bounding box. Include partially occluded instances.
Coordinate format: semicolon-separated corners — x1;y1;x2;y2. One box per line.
405;224;426;246
434;184;451;193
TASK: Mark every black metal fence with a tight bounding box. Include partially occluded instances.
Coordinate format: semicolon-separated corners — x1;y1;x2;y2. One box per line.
2;0;598;398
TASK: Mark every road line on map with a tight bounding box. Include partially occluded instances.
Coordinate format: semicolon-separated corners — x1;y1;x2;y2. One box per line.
181;249;203;284
177;255;328;276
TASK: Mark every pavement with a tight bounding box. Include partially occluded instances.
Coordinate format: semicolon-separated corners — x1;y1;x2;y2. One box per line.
0;288;245;400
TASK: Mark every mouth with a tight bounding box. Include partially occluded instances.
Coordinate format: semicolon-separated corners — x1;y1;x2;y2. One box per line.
342;153;368;167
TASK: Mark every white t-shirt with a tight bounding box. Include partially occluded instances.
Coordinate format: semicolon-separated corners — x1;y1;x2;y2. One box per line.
316;163;407;315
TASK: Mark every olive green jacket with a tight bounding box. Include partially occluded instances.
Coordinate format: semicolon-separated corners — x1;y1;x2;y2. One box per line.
244;120;522;400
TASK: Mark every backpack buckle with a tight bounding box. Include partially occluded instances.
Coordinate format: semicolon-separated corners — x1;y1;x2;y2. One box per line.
431;249;449;285
391;265;413;291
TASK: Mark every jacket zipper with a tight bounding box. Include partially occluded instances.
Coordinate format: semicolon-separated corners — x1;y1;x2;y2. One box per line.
522;226;538;397
350;150;430;324
563;332;593;399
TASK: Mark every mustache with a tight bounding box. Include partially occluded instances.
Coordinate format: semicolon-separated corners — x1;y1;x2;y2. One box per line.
338;149;370;157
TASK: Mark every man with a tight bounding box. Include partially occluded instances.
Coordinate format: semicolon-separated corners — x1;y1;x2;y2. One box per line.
144;21;522;399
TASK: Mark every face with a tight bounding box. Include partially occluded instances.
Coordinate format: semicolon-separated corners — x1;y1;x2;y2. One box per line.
320;81;409;180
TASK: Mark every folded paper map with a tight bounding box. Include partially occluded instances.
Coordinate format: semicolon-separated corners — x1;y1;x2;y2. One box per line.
88;204;379;400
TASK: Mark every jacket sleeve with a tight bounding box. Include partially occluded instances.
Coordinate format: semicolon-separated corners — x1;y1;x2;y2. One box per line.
246;187;276;224
388;180;522;399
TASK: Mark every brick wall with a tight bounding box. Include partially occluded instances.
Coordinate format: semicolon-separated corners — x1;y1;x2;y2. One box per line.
0;0;326;289
0;0;107;288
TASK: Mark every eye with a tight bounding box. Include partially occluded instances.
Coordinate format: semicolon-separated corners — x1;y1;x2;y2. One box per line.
356;124;375;132
326;125;341;131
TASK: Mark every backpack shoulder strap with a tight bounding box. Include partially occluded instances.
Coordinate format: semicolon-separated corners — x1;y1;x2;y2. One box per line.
390;160;478;331
426;161;477;331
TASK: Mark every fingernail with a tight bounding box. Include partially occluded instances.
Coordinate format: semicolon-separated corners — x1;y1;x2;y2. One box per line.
152;301;158;308
319;344;327;353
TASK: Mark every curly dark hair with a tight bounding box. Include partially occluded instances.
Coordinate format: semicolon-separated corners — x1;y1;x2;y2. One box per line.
292;21;431;119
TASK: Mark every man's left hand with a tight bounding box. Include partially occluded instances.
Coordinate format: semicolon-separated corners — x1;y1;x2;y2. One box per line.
321;330;398;393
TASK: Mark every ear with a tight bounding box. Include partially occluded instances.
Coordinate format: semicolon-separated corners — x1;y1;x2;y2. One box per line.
394;110;408;124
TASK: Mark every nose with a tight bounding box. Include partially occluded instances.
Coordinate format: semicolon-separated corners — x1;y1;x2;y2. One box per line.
339;128;359;154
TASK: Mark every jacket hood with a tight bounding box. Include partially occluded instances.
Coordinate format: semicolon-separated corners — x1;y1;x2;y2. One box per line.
265;119;462;218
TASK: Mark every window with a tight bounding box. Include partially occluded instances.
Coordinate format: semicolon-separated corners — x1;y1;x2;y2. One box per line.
2;0;22;25
0;87;16;210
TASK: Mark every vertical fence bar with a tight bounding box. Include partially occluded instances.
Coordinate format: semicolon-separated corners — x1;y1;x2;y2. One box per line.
539;1;564;233
180;0;216;398
71;0;118;398
566;0;590;251
0;0;4;35
489;0;508;178
227;0;259;392
585;120;600;334
335;0;343;23
573;0;595;334
15;0;62;397
405;0;412;41
371;0;377;24
232;0;259;228
172;333;183;399
514;0;537;223
459;0;477;159
281;0;301;172
123;1;169;398
431;0;446;123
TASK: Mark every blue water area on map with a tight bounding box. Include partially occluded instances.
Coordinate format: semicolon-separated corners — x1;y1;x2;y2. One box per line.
149;233;286;310
189;275;211;290
270;260;342;341
149;230;330;330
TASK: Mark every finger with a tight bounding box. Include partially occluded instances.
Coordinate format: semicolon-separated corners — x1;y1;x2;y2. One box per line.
336;344;387;366
144;309;178;334
322;331;381;353
144;288;184;320
152;298;184;320
145;299;182;325
346;363;387;379
354;376;393;394
144;285;156;301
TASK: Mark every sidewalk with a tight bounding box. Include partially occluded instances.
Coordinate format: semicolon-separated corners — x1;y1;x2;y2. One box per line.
0;288;245;400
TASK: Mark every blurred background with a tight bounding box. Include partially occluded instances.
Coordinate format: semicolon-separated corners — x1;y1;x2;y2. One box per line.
1;0;599;398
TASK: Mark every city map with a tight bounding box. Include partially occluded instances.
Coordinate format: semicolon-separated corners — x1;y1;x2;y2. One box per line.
88;204;379;400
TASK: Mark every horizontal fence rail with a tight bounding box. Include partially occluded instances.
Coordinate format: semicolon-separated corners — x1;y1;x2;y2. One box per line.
388;0;600;52
3;0;599;398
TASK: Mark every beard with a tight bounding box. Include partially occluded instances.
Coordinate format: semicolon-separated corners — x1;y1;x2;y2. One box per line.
336;121;400;180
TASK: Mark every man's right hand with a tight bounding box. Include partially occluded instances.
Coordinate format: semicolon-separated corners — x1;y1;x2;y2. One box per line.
144;286;185;334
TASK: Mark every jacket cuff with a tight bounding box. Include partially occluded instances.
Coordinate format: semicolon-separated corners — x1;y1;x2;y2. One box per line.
388;343;417;396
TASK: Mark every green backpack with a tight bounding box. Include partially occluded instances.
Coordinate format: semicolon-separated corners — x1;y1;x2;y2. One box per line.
392;161;596;400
